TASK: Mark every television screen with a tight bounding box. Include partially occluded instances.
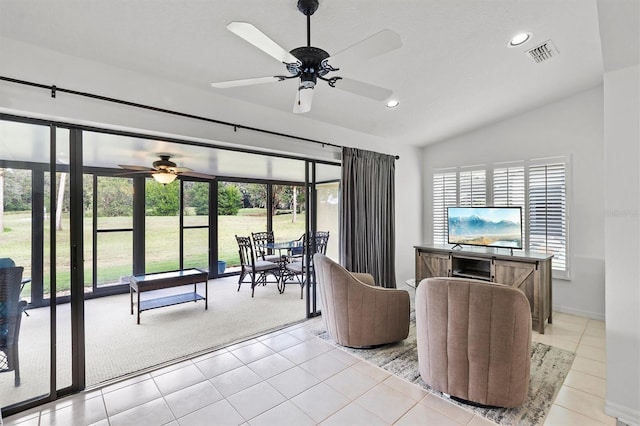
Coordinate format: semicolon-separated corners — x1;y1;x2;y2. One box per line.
447;207;523;249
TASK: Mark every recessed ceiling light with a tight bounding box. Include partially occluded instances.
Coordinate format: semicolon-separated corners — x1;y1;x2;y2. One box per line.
509;32;531;47
386;99;400;109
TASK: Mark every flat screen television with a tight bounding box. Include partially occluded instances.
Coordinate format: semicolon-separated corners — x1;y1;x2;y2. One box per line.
447;206;523;249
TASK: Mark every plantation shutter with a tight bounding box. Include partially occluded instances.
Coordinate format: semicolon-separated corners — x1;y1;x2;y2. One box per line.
493;164;526;247
459;169;486;207
433;170;457;244
528;162;567;272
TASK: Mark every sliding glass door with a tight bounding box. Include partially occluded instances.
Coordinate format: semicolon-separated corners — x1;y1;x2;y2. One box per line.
0;119;81;413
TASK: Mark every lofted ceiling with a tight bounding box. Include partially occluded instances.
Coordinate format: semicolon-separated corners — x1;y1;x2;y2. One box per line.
0;0;604;149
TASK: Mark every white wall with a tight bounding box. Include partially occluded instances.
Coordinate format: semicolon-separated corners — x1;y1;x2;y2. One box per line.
421;86;605;319
602;64;640;425
0;37;421;286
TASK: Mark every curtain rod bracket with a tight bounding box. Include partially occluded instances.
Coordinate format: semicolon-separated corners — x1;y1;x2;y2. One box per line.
51;85;57;98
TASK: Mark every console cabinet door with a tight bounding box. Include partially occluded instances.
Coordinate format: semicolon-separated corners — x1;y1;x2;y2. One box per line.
416;251;450;285
492;259;538;327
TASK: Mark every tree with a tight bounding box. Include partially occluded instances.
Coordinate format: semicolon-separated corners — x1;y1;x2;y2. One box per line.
218;183;242;215
145;179;179;216
96;177;133;217
188;182;209;215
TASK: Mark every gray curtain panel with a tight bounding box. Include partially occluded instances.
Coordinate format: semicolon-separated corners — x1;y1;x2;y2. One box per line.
339;147;396;288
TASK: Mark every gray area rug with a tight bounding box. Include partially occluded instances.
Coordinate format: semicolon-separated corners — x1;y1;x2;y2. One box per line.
312;312;575;426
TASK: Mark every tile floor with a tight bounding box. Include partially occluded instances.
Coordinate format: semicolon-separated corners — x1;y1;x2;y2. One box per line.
4;311;615;426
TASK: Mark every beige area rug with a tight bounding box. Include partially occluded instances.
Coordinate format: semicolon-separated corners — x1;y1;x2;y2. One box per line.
312;311;575;426
1;276;306;407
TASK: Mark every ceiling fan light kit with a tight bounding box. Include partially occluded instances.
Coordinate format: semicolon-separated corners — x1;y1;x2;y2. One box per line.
152;170;178;185
118;154;216;183
211;0;401;113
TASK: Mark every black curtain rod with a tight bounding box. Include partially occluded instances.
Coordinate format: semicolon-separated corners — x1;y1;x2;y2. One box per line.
0;76;400;160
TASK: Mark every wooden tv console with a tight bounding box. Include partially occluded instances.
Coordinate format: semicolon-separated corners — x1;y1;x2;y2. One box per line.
415;244;553;334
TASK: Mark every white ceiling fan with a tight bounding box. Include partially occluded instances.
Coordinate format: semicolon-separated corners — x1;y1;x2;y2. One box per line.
210;0;402;114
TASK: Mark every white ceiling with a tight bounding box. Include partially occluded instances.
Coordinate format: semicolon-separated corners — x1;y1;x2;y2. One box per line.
0;0;604;149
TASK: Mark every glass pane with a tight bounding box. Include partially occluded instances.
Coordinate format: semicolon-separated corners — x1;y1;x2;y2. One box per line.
96;176;133;230
272;185;306;242
54;129;73;390
146;179;179;273
96;175;134;287
96;232;132;286
316;181;340;260
218;182;265;268
183;228;209;270
0;120;52;407
83;174;94;289
183;181;209;227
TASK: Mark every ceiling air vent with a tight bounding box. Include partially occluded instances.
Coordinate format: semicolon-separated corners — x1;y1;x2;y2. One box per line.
526;40;558;63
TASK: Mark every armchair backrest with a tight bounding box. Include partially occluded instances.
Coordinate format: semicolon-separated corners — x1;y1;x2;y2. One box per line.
416;277;532;407
314;253;410;348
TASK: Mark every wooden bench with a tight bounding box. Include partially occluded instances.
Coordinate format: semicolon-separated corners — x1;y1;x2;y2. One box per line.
129;269;208;324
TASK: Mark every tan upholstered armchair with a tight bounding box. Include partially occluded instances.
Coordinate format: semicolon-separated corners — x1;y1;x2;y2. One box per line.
313;254;410;348
416;277;532;408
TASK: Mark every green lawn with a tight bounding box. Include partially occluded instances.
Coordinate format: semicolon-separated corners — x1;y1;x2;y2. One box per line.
0;210;306;295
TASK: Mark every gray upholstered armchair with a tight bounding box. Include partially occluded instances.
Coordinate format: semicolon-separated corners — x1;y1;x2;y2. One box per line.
416;277;532;408
313;254;410;348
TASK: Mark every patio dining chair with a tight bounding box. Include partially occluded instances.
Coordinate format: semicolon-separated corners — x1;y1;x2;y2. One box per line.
0;266;27;386
236;235;281;297
251;231;282;263
285;231;330;298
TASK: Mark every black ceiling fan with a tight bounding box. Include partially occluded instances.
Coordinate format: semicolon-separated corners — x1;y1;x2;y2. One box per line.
210;0;402;113
118;155;215;184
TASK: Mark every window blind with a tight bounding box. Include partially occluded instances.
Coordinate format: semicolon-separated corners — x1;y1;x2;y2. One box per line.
528;163;567;271
459;169;486;207
493;165;526;247
433;171;457;244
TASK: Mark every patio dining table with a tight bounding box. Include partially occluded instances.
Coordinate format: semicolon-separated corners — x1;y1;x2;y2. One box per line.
262;240;304;293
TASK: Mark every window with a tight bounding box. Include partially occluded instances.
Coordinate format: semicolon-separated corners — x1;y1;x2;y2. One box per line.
433;158;569;277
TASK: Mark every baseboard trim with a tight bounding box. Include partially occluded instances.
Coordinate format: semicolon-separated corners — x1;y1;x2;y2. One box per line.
605;400;640;426
552;304;605;321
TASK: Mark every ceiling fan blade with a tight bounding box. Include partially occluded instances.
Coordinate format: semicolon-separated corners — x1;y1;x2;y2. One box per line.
118;164;153;171
211;76;283;89
329;29;402;67
180;171;217;180
114;170;153;177
334;77;393;101
170;167;193;173
227;22;300;65
293;88;313;114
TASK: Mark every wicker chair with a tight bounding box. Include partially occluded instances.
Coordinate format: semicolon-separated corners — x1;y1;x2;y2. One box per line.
0;266;27;386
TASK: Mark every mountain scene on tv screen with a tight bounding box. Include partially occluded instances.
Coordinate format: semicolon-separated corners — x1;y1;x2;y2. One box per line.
449;215;521;248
